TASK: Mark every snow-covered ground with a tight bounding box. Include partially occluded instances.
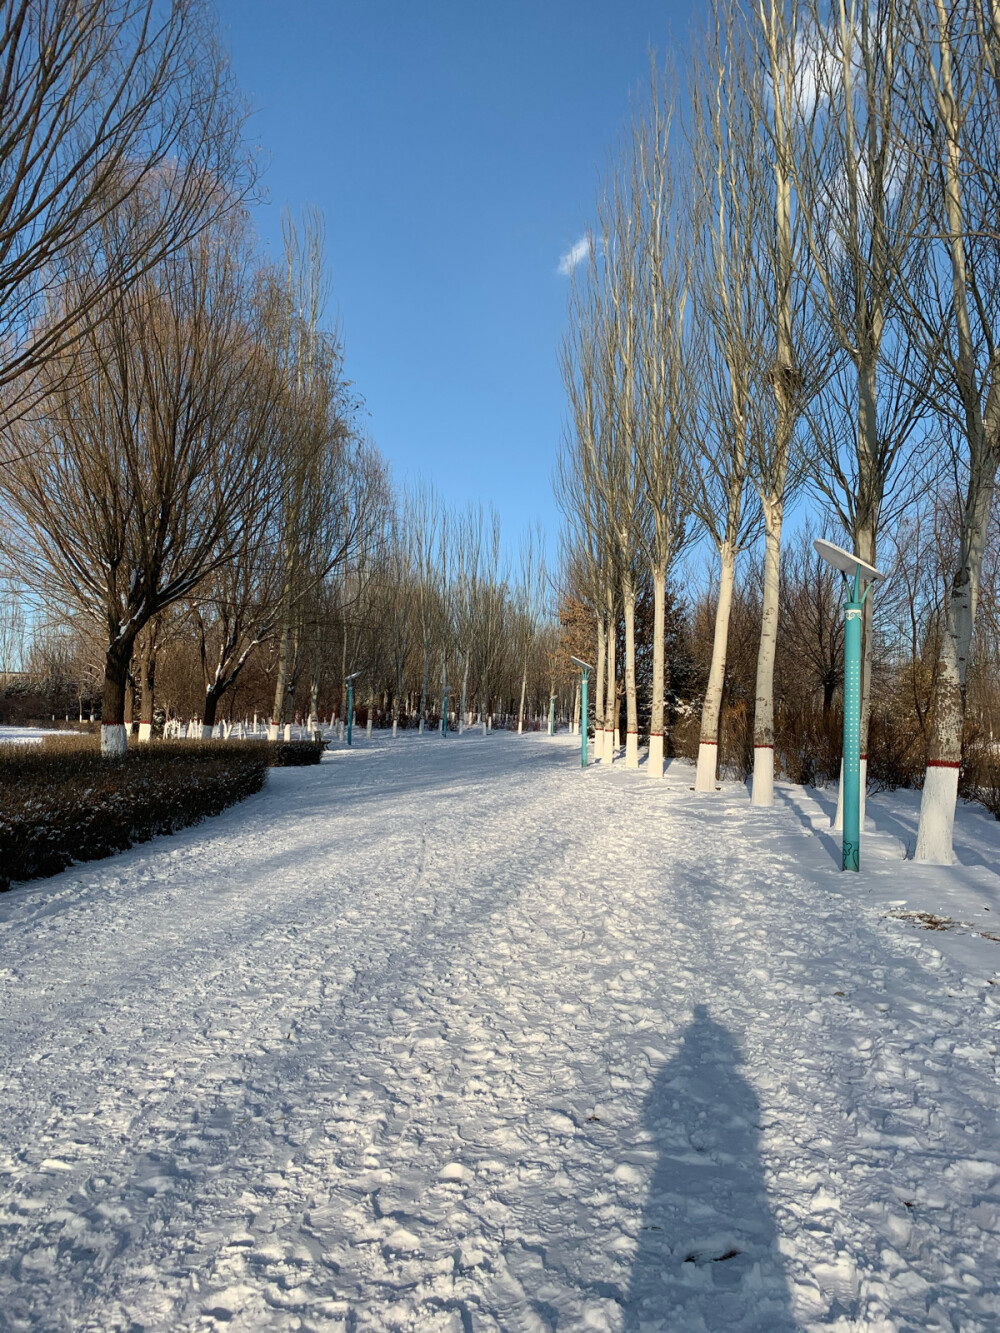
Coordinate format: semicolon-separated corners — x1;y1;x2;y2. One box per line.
1;733;998;1332
0;725;78;744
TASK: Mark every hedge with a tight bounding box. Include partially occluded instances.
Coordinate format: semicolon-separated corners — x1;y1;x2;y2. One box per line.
0;737;323;891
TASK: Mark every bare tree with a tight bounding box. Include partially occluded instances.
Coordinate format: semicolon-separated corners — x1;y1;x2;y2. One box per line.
792;0;927;821
900;0;1000;861
515;526;546;734
405;481;443;733
0;0;249;419
632;72;694;777
687;5;764;792
741;0;820;805
1;202;272;755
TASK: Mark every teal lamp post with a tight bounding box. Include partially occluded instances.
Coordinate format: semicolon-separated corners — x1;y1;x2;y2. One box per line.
570;656;593;768
813;540;883;872
345;670;361;746
548;687;556;737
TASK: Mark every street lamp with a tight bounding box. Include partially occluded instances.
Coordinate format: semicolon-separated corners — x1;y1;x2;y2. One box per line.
813;539;883;872
570;656;593;769
344;670;361;746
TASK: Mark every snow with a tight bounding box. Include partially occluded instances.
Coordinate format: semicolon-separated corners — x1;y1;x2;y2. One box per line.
1;732;998;1332
0;725;78;744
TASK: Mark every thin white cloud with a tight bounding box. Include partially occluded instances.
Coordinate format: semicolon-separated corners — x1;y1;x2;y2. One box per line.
557;235;590;277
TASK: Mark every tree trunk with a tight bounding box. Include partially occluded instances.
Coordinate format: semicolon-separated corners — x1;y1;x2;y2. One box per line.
623;568;638;768
695;538;737;791
137;630;156;744
101;639;134;757
202;687;222;738
649;561;666;778
270;626;290;741
915;473;993;862
517;663;527;734
594;609;606;762
751;500;783;806
605;583;616;762
460;654;469;734
419;635;429;727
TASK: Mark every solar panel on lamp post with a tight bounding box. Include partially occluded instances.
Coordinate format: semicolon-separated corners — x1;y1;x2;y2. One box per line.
344;671;361;746
570;657;593;768
813;540;884;872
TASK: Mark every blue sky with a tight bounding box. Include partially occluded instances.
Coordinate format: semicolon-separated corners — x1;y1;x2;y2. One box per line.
215;1;692;562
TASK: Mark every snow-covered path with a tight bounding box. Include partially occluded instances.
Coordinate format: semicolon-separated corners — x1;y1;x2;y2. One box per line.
1;735;998;1333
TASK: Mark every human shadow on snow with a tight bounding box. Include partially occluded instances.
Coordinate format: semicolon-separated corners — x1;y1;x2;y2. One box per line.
624;1005;799;1332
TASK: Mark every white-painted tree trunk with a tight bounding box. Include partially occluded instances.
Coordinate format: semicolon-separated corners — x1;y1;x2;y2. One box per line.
751;505;782;807
594;611;607;763
392;720;398;737
695;539;737;792
913;28;996;866
418;718;424;734
605;587;617;763
648;564;667;779
268;722;279;741
200;723;213;740
283;724;292;742
916;555;977;862
915;764;960;864
137;722;153;744
623;569;639;769
101;723;127;757
648;732;664;779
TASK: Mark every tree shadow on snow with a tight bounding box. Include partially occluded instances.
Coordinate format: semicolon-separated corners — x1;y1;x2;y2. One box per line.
624;1005;798;1332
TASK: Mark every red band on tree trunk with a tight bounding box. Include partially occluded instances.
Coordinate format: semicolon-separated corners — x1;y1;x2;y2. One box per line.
926;759;962;768
699;739;718;746
754;743;774;749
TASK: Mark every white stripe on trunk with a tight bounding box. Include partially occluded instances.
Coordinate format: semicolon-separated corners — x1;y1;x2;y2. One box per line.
695;742;717;791
751;747;774;807
915;765;960;865
647;733;664;779
101;723;127;757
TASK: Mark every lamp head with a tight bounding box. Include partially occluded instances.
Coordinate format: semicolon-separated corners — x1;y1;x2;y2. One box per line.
570;655;594;672
813;538;883;582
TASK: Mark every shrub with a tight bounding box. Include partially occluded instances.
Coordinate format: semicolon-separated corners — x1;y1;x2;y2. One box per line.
959;732;1000;820
266;740;325;766
0;737;321;891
